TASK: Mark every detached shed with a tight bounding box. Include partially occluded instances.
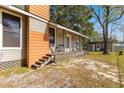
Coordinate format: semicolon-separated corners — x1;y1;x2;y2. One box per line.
113;43;124;51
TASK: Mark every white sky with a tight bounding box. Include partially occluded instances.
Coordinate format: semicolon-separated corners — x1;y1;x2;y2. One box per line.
1;0;124;5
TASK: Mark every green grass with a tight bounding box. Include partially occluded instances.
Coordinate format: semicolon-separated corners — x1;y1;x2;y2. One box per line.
118;55;124;73
83;52;124;80
83;52;123;65
0;67;29;77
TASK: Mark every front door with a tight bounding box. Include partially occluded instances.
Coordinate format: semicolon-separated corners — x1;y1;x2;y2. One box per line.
66;35;71;52
49;27;55;52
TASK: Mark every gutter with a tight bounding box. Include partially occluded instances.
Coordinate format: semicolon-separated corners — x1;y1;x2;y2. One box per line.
0;5;48;23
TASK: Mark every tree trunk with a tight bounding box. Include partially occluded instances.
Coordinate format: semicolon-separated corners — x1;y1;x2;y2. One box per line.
103;6;109;54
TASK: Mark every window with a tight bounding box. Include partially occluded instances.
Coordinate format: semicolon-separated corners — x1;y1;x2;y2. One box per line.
2;12;21;47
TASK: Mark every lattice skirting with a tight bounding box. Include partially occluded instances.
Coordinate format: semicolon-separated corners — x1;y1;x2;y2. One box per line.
0;59;26;70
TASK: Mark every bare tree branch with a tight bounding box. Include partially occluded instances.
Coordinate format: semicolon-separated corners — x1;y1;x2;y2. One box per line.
109;10;124;23
90;6;104;28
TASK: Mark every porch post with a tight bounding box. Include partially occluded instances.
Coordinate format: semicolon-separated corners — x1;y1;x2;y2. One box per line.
63;30;65;52
79;36;82;51
63;30;67;52
64;30;66;52
79;36;81;51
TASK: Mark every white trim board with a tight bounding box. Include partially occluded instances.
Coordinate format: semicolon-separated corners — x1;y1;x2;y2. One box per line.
0;8;23;49
0;5;48;23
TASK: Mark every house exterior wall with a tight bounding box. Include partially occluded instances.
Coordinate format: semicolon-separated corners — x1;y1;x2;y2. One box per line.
88;42;113;52
55;28;82;52
28;5;50;20
0;8;27;70
0;5;50;68
0;5;87;69
56;29;64;47
27;18;49;67
26;5;50;67
71;33;80;50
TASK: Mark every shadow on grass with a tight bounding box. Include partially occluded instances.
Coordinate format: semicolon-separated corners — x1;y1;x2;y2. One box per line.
88;52;103;55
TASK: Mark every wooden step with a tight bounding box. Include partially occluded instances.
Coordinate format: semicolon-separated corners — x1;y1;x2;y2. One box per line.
46;54;53;57
31;64;41;69
42;56;49;59
39;58;47;62
36;61;44;65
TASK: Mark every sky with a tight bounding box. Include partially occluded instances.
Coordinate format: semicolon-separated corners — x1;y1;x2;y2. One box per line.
91;18;124;42
90;5;124;42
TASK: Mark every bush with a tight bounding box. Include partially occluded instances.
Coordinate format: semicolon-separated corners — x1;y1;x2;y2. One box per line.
119;51;123;55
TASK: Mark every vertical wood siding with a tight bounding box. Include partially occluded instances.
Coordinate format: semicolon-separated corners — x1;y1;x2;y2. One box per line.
29;5;50;20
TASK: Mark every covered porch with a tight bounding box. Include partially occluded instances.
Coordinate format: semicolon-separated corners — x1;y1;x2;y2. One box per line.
48;22;90;54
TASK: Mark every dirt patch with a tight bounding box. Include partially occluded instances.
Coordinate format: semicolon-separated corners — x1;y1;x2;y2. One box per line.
0;58;120;88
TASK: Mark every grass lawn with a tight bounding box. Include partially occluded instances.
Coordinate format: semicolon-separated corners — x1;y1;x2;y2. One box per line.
82;51;124;86
83;52;117;65
0;67;29;77
82;52;124;72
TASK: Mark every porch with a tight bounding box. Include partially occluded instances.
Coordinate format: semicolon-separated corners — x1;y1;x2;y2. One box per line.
49;24;88;54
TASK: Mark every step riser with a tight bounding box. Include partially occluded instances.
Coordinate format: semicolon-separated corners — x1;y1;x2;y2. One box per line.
31;65;41;69
36;62;44;65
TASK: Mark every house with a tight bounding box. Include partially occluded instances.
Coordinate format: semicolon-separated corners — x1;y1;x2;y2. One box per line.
88;41;113;52
0;5;90;70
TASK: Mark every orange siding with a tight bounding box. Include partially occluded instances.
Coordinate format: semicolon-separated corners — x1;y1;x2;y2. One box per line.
28;31;49;67
29;5;50;20
27;5;50;67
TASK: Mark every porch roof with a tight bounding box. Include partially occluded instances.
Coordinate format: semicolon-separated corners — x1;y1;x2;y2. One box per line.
1;5;91;40
49;22;91;39
0;5;48;23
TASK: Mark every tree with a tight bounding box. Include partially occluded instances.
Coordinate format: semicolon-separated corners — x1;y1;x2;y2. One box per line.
50;5;94;37
90;31;102;42
120;26;124;42
90;5;124;54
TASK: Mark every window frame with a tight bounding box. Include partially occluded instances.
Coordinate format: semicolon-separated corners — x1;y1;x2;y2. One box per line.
1;10;22;49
